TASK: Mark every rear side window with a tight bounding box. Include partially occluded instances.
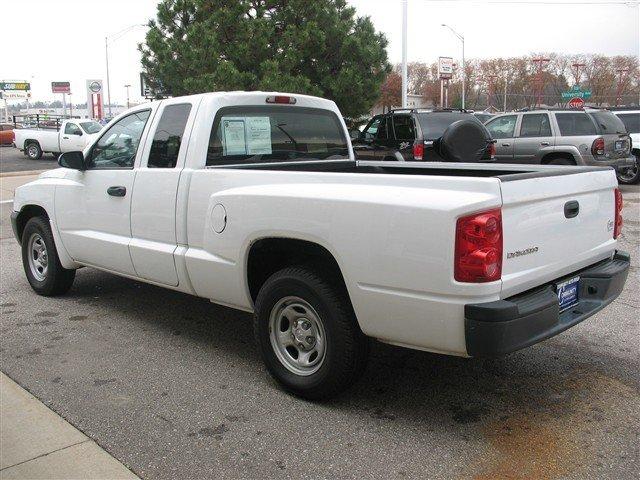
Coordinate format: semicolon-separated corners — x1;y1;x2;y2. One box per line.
519;114;551;137
617;113;640;133
486;115;517;139
555;113;597;136
417;112;480;139
206;106;348;166
589;111;627;134
376;116;389;140
148;104;192;168
393;115;415;140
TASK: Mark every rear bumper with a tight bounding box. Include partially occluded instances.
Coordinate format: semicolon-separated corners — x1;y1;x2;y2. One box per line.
464;251;630;357
585;155;636;171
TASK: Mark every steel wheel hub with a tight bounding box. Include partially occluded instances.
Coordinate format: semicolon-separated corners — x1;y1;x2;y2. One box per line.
269;296;326;376
27;233;48;281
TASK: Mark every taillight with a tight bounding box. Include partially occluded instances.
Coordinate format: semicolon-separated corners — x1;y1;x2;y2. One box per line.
488;142;496;158
455;208;503;283
591;137;605;156
413;142;424;161
614;188;623;239
266;95;296;104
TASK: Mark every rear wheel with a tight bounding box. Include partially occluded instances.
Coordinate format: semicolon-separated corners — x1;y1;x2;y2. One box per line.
21;216;75;296
25;142;43;160
617;154;640;184
254;266;369;400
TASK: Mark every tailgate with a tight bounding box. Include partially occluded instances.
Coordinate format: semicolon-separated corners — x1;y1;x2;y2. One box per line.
500;169;618;297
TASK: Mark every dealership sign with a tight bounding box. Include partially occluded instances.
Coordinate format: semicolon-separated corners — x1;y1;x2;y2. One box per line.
0;81;30;91
86;79;104;120
52;81;71;94
562;85;592;100
438;57;454;79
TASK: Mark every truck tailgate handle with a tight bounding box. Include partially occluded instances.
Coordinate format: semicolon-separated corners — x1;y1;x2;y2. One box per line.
107;186;127;197
564;200;579;218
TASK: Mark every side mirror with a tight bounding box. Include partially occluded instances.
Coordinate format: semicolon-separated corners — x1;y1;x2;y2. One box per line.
58;151;85;170
349;129;361;141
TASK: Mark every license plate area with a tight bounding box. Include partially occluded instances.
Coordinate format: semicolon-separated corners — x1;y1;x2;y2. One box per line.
615;140;625;151
556;276;580;312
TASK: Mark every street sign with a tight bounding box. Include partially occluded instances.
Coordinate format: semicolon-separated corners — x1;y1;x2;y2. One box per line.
0;81;30;91
568;97;585;109
438;57;454;79
561;85;592;100
51;81;71;94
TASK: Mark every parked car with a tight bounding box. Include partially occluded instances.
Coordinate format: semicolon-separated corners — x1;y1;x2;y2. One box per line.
473;111;495;123
611;109;640;184
484;109;636;182
13;117;103;159
352;109;495;162
11;91;629;399
0;123;15;145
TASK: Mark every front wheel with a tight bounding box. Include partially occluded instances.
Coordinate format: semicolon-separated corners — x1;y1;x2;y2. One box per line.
254;266;369;400
21;216;75;296
617;155;640;184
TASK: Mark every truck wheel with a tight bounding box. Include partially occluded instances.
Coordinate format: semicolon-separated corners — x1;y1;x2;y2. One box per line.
254;266;369;400
26;142;43;160
21;216;75;296
617;154;640;184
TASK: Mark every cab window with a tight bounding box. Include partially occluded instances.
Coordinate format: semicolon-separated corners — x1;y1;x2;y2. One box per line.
64;123;82;136
393;115;415;140
87;110;151;169
486;115;517;139
148;104;192;168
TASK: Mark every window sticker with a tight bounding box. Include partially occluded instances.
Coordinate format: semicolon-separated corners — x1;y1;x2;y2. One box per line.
246;117;272;155
222;119;246;155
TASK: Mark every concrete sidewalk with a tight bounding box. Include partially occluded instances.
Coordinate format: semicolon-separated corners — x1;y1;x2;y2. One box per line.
0;372;138;479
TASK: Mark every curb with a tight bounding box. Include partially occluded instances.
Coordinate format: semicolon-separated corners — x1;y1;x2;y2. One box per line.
0;170;48;178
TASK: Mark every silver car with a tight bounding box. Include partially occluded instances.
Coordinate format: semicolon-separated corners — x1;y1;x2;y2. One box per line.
485;109;635;180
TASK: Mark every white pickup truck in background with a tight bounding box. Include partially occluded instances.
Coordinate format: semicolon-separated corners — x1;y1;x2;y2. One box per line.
13;116;102;159
11;92;630;399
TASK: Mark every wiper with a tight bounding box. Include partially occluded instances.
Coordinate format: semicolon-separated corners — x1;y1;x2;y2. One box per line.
276;123;298;149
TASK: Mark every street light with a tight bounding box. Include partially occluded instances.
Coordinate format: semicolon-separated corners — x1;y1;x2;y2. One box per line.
105;24;147;117
441;24;465;110
124;84;131;109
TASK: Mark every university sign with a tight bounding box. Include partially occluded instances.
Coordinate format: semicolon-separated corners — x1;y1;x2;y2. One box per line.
561;85;592;100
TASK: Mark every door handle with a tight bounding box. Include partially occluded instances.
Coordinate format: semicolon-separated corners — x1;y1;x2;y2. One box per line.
63;136;69;139
107;186;126;197
501;143;510;147
540;141;550;146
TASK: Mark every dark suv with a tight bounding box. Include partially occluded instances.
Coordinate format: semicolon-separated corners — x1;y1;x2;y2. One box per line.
352;109;495;162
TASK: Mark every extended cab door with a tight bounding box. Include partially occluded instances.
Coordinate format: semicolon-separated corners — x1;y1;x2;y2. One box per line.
59;122;85;152
55;109;153;275
129;99;198;286
513;113;554;164
486;114;518;162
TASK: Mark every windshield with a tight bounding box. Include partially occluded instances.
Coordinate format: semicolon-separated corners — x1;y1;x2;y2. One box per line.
588;111;627;134
206;106;348;166
616;113;640;134
416;112;481;139
80;121;102;134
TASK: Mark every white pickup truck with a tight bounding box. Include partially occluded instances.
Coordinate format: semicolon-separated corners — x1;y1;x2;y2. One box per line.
14;118;102;159
11;92;630;399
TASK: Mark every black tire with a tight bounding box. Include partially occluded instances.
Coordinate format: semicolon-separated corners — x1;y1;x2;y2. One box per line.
21;216;75;296
617;154;640;185
548;157;574;166
254;266;369;400
25;142;43;160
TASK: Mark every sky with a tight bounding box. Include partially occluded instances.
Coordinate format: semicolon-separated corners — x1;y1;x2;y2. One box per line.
3;0;639;105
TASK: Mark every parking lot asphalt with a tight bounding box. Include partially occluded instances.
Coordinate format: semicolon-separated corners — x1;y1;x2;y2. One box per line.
0;172;638;479
0;146;58;173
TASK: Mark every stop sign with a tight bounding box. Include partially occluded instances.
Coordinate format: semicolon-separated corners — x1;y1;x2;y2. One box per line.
568;97;585;109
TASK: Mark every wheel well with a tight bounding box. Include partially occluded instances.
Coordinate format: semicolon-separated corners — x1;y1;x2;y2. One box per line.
541;152;576;165
632;148;639;158
15;205;49;242
247;238;347;302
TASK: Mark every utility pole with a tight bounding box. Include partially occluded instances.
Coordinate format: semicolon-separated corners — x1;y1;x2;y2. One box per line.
503;79;508;112
532;56;550;108
105;37;112;118
571;62;586;86
401;0;408;108
124;84;131;109
615;68;629;106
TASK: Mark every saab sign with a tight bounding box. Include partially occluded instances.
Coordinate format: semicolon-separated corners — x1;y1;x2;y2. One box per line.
438;57;454;79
